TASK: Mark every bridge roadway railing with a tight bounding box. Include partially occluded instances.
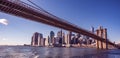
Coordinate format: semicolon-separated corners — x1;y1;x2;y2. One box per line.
0;0;120;49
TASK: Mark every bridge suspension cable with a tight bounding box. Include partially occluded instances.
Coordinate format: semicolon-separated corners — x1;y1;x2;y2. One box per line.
27;0;83;30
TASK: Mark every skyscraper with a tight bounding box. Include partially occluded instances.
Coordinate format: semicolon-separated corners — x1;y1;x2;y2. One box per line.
45;37;49;46
31;32;39;46
68;31;72;44
57;30;62;38
62;32;65;44
31;32;43;46
50;31;55;45
57;30;63;44
65;31;72;47
41;38;45;46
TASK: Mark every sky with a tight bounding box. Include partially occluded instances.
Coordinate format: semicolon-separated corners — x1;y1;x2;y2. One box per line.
0;0;120;45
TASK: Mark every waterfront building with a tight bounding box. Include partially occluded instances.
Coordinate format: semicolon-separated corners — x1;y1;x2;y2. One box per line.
57;30;63;44
53;37;60;45
62;32;65;44
75;33;81;39
48;36;51;46
56;37;60;44
57;30;62;38
50;31;55;46
78;37;83;46
31;32;43;46
45;37;49;46
65;34;68;44
39;33;43;46
76;33;81;44
68;31;72;44
40;38;45;46
71;35;75;44
65;31;72;47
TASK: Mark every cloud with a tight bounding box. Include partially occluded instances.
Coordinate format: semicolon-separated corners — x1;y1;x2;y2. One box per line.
0;19;8;25
0;36;7;41
2;38;7;41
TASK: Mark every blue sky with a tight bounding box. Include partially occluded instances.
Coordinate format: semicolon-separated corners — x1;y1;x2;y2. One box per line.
0;0;120;45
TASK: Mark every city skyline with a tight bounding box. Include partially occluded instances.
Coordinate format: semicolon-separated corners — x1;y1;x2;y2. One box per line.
30;30;95;47
0;0;120;45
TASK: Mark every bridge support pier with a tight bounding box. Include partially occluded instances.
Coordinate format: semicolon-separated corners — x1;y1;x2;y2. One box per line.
103;28;108;49
96;39;99;49
96;26;108;49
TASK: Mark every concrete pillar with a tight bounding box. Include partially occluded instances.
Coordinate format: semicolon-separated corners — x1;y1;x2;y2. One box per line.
103;28;108;49
96;30;99;49
97;29;102;49
96;26;108;49
96;26;104;49
99;28;103;49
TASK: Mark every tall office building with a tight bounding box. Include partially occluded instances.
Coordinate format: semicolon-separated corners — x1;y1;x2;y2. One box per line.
62;32;65;44
76;33;81;44
41;38;45;46
57;30;63;44
57;29;66;45
50;31;55;45
53;37;57;45
48;36;50;45
68;31;72;44
65;34;68;44
75;33;81;39
57;30;62;38
65;31;72;47
31;32;43;46
39;33;43;46
45;37;49;46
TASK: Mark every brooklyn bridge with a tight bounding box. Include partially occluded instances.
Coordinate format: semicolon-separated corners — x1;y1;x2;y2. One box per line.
0;0;119;49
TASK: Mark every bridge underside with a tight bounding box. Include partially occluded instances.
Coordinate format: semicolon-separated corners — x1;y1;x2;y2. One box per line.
0;0;119;49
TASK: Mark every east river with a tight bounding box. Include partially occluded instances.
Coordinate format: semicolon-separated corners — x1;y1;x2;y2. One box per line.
0;46;120;58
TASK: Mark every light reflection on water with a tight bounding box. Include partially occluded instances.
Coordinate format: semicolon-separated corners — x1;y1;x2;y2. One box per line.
0;46;120;58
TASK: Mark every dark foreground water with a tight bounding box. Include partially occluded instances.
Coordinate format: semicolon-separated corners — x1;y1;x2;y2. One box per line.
0;46;120;58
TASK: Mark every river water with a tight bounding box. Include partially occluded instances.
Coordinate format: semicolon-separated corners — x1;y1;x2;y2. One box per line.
0;46;120;58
